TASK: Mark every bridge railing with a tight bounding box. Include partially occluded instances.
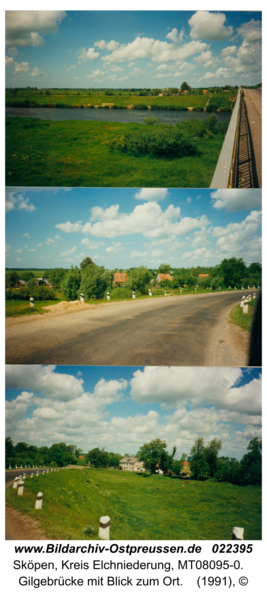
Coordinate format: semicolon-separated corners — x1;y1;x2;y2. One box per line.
210;87;242;189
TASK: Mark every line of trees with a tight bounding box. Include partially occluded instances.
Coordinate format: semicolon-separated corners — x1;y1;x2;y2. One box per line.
136;437;262;487
6;257;262;302
6;437;261;487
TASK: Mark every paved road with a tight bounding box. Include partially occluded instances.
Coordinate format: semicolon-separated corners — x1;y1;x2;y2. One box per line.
243;89;262;187
5;468;46;486
6;291;254;366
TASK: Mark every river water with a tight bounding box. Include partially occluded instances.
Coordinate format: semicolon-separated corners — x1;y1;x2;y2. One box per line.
6;106;231;125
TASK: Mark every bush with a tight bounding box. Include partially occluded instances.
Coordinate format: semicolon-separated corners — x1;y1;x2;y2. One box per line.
106;126;198;159
61;267;81;301
80;264;112;300
5;287;56;300
125;266;151;294
110;288;132;300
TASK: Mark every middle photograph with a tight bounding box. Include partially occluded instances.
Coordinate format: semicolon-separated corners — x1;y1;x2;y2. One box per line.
5;186;262;367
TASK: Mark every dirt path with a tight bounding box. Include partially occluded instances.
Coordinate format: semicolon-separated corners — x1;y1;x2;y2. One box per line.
5;505;48;540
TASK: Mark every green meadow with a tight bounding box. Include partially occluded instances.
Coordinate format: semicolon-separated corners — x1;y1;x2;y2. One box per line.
5;89;234;110
230;300;256;332
6;468;261;540
6;117;226;188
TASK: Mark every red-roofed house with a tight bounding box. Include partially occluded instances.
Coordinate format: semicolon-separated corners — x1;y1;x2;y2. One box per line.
113;272;128;286
198;274;209;279
156;273;173;283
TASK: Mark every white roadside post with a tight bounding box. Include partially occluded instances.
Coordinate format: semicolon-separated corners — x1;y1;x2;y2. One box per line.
99;516;110;540
148;289;152;297
31;473;34;478
30;297;35;308
243;298;249;314
219;287;221;290
231;527;244;540
35;492;43;510
13;477;19;489
240;296;245;308
195;287;197;292
229;286;231;289
9;465;11;469
17;481;24;496
180;288;182;294
241;286;243;290
132;291;135;299
164;290;167;296
106;291;110;300
80;293;84;302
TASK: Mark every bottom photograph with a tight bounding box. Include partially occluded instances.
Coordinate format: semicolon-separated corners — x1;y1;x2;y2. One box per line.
5;365;262;540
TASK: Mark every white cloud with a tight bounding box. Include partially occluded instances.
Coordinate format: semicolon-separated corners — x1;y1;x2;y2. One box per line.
212;210;261;256
55;221;82;233
129;251;147;258
194;50;213;64
31;66;44;77
59;246;77;257
81;238;103;250
221;46;237;57
189;11;233;41
6;365;84;400
130;367;261;415
5;56;15;67
105;243;124;255
6;10;66;48
236;19;262;43
77;47;99;62
87;69;106;79
5;192;36;212
15;249;23;253
13;61;30;74
211;190;262;212
166;28;184;44
135;188;168;201
95;39;120;50
102;36;207;64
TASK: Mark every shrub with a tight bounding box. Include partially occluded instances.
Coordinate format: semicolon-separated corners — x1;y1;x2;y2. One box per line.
143;117;161;125
110;288;132;300
61;267;81;301
106;125;198;159
80;264;112;300
5;287;56;300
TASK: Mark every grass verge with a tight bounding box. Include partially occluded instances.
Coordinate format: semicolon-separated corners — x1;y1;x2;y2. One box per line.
6;469;261;540
230;300;255;332
5;299;60;318
6;117;225;187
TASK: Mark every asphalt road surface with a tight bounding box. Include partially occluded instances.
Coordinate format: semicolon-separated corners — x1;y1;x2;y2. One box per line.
6;291;253;366
5;468;45;486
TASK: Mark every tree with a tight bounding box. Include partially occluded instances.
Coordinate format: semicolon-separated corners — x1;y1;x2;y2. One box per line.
125;266;151;294
220;257;247;287
80;264;111;299
136;439;171;473
6;271;19;288
80;257;94;270
181;82;191;92
61;266;81;301
158;264;171;274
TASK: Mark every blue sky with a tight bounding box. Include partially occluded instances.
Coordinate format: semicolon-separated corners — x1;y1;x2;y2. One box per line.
5;187;262;269
5;11;262;88
6;365;262;460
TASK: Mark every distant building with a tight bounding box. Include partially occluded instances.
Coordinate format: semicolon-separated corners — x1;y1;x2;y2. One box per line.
156;273;173;283
198;274;209;279
119;456;144;471
202;89;208;94
113;272;128;286
14;280;27;288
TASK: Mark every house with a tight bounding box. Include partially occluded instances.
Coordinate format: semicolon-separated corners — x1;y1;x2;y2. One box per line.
14;280;27;288
119;456;144;471
156;273;173;283
202;89;208;94
197;274;209;279
113;272;127;286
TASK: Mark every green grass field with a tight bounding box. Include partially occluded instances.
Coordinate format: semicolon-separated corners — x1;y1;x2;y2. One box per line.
5;90;234;111
6;117;226;187
230;300;255;332
6;469;261;540
5;299;60;318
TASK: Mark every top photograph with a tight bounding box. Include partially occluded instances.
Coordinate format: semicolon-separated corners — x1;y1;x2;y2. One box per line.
5;10;262;189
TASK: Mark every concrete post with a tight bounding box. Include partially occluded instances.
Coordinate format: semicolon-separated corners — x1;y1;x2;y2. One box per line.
164;290;167;296
107;292;110;300
241;286;243;289
148;289;152;296
248;286;250;289
243;300;248;314
180;288;182;294
195;288;197;292
132;291;135;299
231;527;244;540
15;465;17;469
80;293;84;302
210;287;212;290
18;481;24;496
30;297;35;308
99;516;110;540
240;296;245;308
31;473;34;478
234;286;236;289
13;477;19;489
9;465;11;469
35;492;43;510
